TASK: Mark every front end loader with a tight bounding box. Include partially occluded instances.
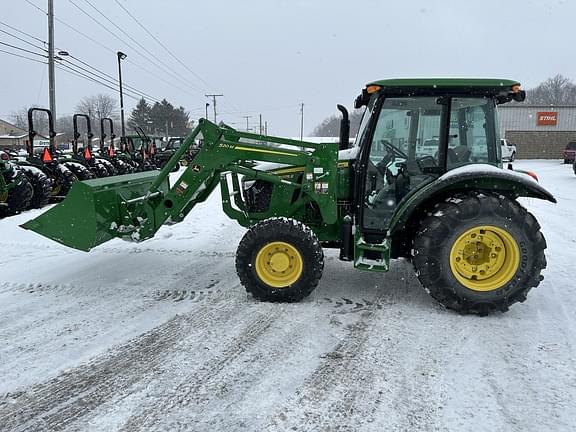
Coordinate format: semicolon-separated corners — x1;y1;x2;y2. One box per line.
22;78;556;315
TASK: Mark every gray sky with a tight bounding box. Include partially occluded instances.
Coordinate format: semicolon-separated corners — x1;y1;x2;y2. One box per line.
0;0;573;136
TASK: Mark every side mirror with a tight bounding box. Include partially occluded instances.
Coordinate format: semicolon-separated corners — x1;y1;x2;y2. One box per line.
513;90;526;102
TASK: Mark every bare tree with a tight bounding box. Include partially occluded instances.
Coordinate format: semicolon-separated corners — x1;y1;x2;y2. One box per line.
526;74;576;105
10;106;49;135
312;109;364;137
75;94;119;128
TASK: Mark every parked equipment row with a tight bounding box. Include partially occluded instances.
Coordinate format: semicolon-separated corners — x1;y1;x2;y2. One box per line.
1;108;195;218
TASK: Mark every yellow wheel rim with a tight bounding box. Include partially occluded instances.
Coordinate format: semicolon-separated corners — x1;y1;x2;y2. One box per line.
0;189;8;203
51;182;61;196
180;159;189;166
449;225;520;292
255;241;303;288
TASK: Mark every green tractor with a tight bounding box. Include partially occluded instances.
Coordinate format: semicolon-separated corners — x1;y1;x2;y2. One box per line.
23;78;554;315
0;150;33;217
18;108;77;201
154;136;199;170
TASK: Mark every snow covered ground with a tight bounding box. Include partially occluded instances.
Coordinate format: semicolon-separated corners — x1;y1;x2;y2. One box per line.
0;160;575;432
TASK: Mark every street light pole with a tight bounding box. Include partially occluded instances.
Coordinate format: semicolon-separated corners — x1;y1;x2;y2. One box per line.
117;51;127;146
47;0;56;151
205;102;210;119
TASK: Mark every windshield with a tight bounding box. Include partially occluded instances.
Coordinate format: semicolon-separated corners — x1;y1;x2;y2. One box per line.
361;95;499;232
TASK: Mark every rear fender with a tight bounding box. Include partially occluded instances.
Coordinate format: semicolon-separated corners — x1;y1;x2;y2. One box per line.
388;166;556;237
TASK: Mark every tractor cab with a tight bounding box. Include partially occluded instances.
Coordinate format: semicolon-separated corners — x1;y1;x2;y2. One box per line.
350;79;526;234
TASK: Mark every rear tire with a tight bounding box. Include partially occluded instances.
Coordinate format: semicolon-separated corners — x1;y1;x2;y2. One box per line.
236;218;324;302
20;166;51;209
51;165;76;199
98;158;117;176
0;174;33;217
62;161;93;181
413;193;546;315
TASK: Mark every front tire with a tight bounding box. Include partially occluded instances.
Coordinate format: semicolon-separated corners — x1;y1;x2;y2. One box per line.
413;194;547;315
236;218;324;302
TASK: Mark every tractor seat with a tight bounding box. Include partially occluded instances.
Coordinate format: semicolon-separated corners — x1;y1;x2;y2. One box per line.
452;145;472;163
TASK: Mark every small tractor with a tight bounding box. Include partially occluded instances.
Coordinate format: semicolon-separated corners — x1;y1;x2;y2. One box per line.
23;79;555;315
16;108;76;201
154;136;199;170
0;150;33;217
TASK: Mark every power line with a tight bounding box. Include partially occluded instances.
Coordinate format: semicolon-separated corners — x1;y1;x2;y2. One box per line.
59;54;162;103
113;0;212;91
66;0;204;96
55;61;148;102
23;0;47;15
0;40;47;58
0;28;46;52
47;15;200;101
22;0;208;106
0;48;47;64
0;20;47;46
80;0;204;93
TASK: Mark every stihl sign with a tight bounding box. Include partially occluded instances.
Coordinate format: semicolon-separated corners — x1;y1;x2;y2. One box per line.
536;112;558;126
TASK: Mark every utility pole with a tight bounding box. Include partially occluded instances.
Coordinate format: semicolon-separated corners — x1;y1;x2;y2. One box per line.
205;94;223;123
259;114;262;135
300;102;304;141
265;121;268;136
47;0;56;149
242;115;253;132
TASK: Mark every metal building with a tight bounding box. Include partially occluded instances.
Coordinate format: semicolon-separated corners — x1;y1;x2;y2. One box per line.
498;104;576;159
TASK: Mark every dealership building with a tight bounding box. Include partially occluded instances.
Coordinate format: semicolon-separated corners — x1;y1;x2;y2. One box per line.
498;105;576;159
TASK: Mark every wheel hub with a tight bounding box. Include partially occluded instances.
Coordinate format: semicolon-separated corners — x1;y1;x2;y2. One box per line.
255;241;303;288
450;226;520;292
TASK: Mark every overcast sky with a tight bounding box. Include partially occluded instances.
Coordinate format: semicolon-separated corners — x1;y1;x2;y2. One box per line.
0;0;573;136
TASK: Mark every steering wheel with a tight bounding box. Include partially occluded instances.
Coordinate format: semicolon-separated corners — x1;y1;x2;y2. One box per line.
380;140;408;159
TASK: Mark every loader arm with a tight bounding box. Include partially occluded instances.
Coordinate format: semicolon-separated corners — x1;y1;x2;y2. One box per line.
22;119;338;251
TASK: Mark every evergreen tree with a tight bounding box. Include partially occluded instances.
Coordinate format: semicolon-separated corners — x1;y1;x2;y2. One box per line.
128;98;152;132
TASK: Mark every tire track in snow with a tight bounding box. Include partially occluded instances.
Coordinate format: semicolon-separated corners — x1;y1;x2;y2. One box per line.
117;309;280;432
264;305;450;431
0;299;242;432
105;304;334;432
264;310;378;431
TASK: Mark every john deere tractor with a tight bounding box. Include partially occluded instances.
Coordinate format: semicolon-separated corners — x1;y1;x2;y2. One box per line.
0;151;33;217
23;78;554;315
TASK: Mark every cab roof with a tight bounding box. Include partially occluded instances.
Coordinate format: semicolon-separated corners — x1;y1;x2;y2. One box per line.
367;78;520;91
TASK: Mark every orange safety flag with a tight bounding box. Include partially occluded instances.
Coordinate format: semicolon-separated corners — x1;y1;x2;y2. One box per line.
41;147;53;163
83;147;92;160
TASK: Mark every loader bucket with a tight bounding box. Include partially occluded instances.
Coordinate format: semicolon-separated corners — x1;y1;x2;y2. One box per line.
21;171;170;251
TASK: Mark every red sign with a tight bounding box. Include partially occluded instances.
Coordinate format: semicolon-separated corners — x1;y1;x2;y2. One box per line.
537;111;558;126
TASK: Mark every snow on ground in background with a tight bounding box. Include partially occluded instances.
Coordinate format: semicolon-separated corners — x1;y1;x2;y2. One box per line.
0;161;575;432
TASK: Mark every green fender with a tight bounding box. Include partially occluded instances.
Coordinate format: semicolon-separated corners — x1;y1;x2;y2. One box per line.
388;166;556;236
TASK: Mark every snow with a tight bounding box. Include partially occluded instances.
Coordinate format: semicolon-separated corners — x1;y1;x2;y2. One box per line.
0;161;575;431
439;162;539;184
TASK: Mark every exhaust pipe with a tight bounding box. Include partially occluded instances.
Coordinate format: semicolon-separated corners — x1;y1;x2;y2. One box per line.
337;104;350;151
